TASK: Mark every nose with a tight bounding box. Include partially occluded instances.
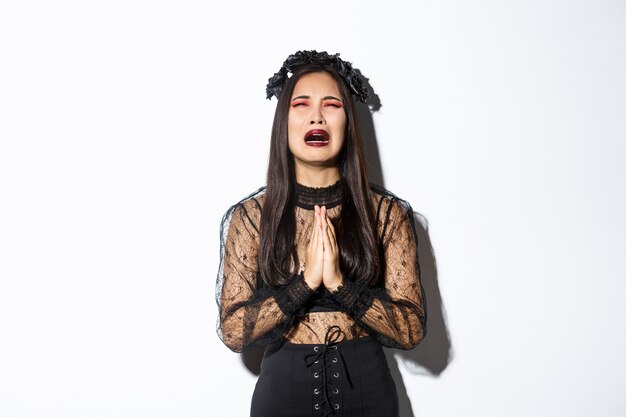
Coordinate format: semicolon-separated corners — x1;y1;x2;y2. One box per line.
309;105;326;125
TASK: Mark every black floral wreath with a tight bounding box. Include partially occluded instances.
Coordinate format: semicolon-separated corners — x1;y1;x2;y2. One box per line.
266;50;369;103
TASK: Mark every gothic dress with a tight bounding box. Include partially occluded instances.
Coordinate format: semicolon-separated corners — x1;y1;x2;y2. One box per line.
216;181;426;417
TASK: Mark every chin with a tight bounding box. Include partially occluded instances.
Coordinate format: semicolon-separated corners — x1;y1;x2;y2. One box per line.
299;156;340;167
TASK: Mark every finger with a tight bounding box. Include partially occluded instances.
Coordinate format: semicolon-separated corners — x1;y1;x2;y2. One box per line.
315;212;325;253
308;212;318;248
324;209;335;251
326;217;338;253
317;211;324;240
314;205;320;227
321;213;330;251
323;213;334;239
312;212;321;247
316;207;323;230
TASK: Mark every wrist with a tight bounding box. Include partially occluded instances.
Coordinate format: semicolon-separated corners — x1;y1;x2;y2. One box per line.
329;276;374;319
303;271;321;291
274;274;317;316
326;273;343;293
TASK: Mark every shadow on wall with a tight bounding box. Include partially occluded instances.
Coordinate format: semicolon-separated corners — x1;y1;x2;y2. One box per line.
358;80;453;417
241;76;453;417
383;210;453;417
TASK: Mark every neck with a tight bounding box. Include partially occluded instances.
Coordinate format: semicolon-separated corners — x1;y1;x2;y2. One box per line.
294;164;341;187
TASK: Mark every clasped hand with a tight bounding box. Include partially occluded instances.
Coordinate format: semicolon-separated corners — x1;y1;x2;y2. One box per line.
303;205;343;292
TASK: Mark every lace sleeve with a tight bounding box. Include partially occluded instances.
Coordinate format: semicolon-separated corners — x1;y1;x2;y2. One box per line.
331;197;427;350
216;196;316;352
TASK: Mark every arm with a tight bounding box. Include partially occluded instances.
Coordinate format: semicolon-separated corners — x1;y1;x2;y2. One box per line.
216;200;315;352
330;198;426;350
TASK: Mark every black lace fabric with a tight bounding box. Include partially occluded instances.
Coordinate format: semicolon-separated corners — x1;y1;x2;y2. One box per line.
216;182;426;352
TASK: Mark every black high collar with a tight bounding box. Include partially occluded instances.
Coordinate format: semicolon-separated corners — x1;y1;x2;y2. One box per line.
294;180;345;209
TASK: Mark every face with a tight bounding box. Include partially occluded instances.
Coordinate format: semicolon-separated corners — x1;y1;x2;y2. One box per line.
287;71;347;170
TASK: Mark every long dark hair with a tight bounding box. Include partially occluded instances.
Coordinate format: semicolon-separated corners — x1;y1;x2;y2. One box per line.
259;65;380;287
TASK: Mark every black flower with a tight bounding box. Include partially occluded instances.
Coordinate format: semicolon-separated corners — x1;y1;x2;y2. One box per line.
265;50;369;103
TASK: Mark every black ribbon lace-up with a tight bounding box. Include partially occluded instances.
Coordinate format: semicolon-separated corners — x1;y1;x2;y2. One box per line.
304;326;354;416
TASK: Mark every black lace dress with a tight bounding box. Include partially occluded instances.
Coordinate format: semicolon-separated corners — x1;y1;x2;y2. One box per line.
216;181;426;417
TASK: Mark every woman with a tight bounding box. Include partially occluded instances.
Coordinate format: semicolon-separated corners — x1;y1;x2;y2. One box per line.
216;50;426;417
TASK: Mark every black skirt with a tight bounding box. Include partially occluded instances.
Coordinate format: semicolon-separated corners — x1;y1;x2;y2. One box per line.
251;334;399;417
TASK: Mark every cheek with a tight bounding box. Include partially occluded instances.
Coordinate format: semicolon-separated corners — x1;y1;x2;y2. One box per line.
334;133;345;151
287;114;298;145
332;113;347;144
288;112;305;136
287;131;299;153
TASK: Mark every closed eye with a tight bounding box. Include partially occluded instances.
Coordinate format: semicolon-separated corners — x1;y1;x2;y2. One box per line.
324;100;343;108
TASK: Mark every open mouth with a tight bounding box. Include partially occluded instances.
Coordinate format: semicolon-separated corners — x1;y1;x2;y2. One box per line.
304;129;330;147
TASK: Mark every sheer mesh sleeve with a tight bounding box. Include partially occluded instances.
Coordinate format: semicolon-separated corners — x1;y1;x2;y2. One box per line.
331;196;427;350
216;192;316;352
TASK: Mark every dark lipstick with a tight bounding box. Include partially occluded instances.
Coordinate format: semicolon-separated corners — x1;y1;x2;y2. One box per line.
304;129;330;147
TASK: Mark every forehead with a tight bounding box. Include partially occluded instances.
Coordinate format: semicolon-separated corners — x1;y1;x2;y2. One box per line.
291;72;341;97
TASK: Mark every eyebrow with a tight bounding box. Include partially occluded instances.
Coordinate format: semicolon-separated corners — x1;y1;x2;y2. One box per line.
291;95;343;102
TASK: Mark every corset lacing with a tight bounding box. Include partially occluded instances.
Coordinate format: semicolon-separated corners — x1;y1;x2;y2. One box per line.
304;326;353;416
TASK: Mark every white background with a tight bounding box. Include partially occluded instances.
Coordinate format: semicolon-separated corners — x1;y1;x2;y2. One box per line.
1;0;625;416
